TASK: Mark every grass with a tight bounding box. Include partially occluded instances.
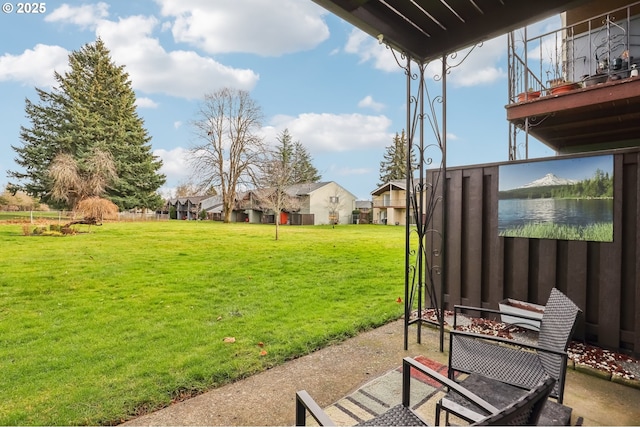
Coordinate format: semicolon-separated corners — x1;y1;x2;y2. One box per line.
0;221;405;425
500;221;613;241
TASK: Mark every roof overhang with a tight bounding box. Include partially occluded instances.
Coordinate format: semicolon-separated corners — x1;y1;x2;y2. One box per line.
312;0;591;63
371;181;406;196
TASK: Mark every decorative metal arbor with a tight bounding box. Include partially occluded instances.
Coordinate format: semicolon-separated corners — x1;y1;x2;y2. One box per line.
400;54;448;352
380;44;480;351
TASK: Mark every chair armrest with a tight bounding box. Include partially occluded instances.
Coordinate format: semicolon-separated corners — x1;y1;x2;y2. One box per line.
453;304;543;326
295;390;333;426
402;358;498;414
439;398;486;423
449;329;569;357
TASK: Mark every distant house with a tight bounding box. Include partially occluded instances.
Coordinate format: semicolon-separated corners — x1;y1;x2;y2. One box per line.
170;181;357;225
201;195;224;221
234;190;263;223
371;180;407;225
285;181;357;225
165;196;208;220
248;181;357;225
354;200;373;224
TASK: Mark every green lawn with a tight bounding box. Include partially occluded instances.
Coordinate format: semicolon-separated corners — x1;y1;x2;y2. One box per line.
0;221;405;425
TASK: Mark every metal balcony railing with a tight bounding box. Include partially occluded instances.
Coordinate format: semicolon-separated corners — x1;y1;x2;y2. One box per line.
508;1;640;103
372;199;407;208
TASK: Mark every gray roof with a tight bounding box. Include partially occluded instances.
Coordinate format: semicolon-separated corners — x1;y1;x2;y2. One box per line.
355;200;372;209
201;195;223;211
167;196;209;205
285;182;330;196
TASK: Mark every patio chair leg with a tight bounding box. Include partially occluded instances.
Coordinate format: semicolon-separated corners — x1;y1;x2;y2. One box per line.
295;397;307;426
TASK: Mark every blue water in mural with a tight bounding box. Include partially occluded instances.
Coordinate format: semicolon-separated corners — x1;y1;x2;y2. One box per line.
498;198;613;232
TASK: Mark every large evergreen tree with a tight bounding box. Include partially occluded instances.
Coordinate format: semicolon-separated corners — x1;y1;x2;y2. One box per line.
379;130;414;185
9;38;165;210
291;140;321;184
274;128;320;184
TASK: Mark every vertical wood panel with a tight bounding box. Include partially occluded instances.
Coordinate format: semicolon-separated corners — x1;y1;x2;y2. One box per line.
565;240;588;341
597;155;624;349
446;170;463;306
484;167;501;307
508;238;530;301
585;242;600;333
620;154;636;342
630;153;640;354
532;240;557;305
463;169;483;307
428;169;445;307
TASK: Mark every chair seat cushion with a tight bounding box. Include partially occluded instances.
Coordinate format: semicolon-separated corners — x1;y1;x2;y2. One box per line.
356;404;426;426
450;335;551;393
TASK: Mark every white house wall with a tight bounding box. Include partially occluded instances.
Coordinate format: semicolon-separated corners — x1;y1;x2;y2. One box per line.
308;182;356;225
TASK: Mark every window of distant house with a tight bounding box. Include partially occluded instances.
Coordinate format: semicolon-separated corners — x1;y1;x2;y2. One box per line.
383;194;390;206
330;196;339;203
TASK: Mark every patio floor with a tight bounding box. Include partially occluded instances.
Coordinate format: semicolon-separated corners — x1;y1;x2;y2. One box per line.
122;319;640;426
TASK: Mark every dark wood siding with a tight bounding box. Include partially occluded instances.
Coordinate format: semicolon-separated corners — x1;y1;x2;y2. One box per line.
429;148;640;356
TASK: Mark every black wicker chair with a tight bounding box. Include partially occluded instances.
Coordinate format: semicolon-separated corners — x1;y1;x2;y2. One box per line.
295;357;555;426
448;288;581;404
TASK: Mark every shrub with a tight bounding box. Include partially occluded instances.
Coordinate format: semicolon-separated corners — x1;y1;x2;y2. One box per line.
74;197;119;222
32;226;47;235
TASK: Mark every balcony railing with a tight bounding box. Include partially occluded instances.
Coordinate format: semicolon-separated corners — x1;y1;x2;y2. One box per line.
509;1;640;103
372;199;406;208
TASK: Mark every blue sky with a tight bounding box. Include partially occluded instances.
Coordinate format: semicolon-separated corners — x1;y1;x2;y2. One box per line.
0;1;561;200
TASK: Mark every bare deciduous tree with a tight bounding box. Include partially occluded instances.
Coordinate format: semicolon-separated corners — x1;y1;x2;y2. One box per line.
327;189;345;226
189;88;264;223
255;157;301;240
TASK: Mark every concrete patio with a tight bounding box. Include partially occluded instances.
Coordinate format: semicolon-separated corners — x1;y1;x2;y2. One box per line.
122;318;640;426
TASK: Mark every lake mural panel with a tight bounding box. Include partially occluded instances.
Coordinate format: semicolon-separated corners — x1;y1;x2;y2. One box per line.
498;155;613;242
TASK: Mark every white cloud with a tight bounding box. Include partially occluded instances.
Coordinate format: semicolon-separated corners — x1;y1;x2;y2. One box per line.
93;14;260;98
344;29;507;86
155;147;192;185
96;12;259;99
264;112;392;153
0;44;69;87
174;121;183;129
135;97;158;109
447;36;507;87
44;2;110;29
155;0;329;56
4;4;260;100
5;1;333;100
344;29;399;72
358;95;385;112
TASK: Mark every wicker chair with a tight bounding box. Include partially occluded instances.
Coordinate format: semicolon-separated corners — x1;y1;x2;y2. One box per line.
448;288;581;404
295;357;555;426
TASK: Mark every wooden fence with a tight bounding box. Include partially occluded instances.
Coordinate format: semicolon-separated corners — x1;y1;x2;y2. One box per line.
428;148;639;356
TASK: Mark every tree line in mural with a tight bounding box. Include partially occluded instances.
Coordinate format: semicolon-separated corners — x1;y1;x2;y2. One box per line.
499;169;613;200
